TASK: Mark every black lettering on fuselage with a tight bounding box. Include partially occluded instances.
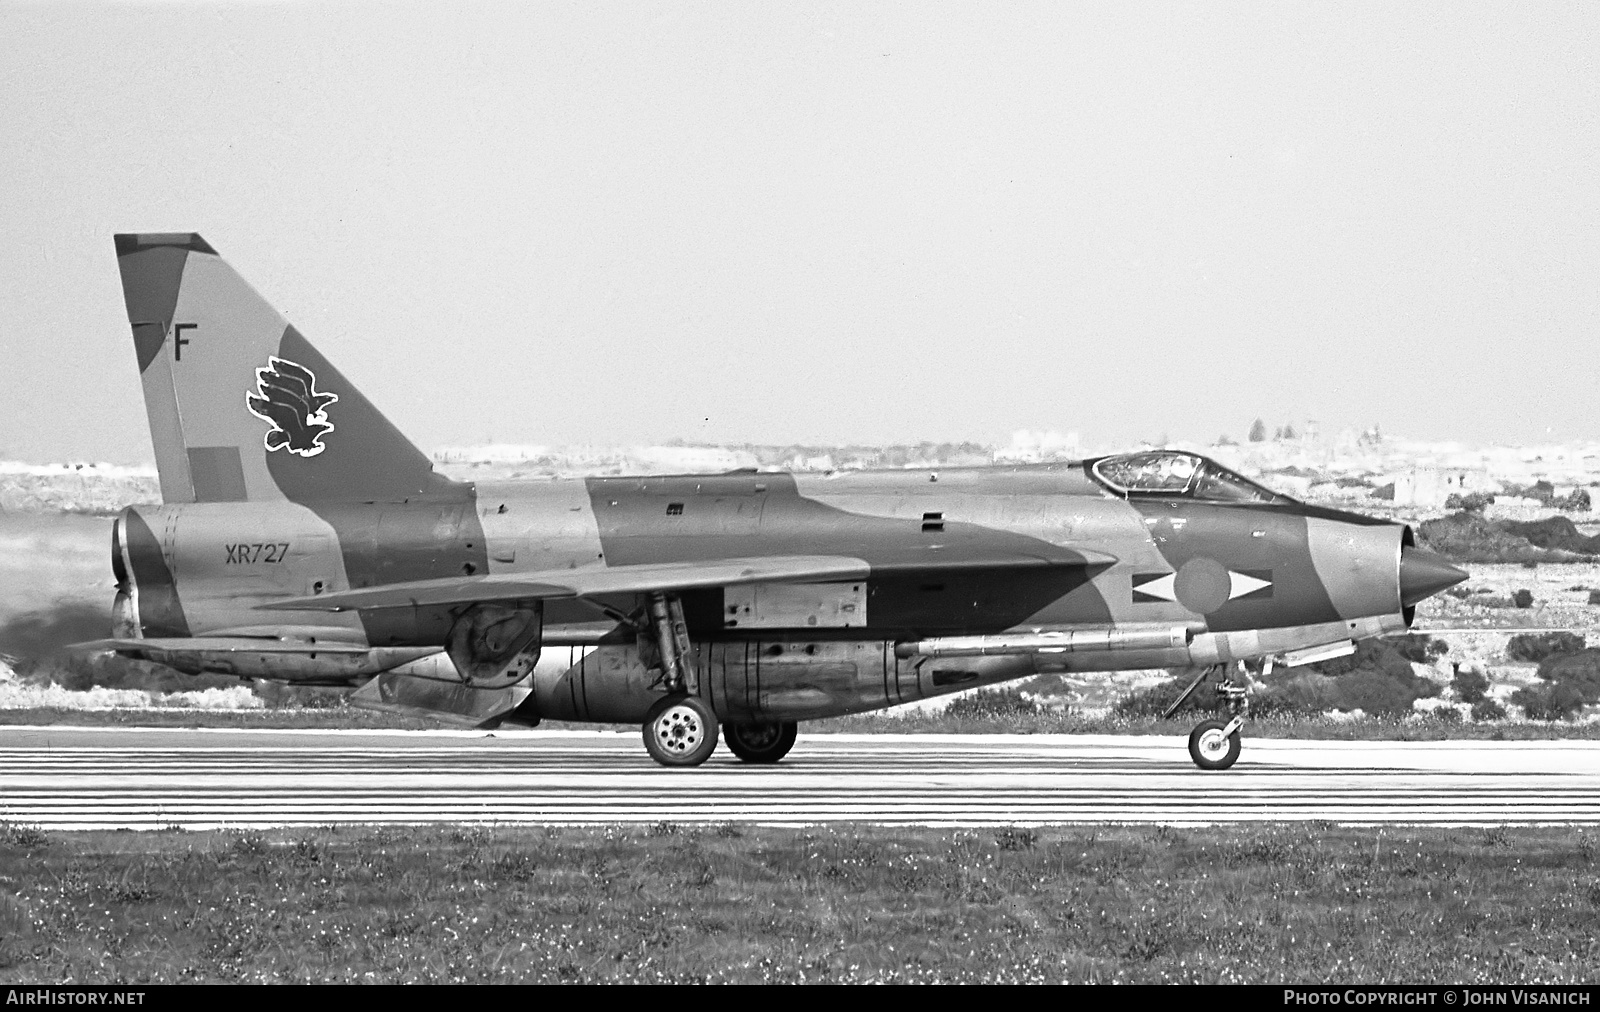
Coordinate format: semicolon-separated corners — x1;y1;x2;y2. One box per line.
224;542;290;565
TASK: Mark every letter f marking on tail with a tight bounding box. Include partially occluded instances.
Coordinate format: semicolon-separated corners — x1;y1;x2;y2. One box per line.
173;323;196;361
246;356;338;457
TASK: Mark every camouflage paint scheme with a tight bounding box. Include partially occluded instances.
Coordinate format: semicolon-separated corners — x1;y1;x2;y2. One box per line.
96;234;1465;732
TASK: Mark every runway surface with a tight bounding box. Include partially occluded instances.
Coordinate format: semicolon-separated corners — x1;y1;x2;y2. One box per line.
3;726;1600;829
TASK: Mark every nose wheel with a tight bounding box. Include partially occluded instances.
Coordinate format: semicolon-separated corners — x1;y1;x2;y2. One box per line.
1188;719;1242;770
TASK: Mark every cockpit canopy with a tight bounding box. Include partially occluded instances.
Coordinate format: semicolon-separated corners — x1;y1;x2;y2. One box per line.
1090;451;1291;504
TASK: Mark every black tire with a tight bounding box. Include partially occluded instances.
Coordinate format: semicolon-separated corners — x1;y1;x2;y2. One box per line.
642;695;719;767
723;721;798;764
1187;719;1241;771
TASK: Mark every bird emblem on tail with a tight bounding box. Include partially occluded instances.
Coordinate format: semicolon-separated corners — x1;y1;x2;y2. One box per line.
245;356;338;457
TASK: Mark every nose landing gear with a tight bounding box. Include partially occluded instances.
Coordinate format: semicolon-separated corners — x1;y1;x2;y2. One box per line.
1170;660;1262;771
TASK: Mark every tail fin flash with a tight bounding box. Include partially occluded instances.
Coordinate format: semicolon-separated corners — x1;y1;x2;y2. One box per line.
114;233;463;504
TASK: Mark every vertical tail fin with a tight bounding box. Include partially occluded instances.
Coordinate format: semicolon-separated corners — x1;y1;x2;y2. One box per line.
114;233;464;504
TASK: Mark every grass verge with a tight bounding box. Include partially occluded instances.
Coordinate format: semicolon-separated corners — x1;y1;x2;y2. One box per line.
808;710;1600;740
0;707;433;730
0;823;1594;983
5;705;1600;740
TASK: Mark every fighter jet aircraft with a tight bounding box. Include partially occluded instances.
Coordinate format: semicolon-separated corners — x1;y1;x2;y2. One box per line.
86;232;1468;769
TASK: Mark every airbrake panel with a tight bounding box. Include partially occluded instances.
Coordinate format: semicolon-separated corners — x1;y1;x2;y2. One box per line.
723;581;867;629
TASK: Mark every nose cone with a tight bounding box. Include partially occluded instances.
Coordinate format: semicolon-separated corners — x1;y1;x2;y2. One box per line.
1399;546;1469;606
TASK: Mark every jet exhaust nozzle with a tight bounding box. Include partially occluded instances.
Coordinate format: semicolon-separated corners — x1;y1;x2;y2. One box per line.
1399;546;1469;607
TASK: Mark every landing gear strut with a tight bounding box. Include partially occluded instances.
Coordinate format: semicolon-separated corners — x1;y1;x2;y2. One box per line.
639;592;719;768
1173;660;1264;771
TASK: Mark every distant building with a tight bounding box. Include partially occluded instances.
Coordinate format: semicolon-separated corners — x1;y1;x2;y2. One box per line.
1389;466;1495;507
1390;470;1441;506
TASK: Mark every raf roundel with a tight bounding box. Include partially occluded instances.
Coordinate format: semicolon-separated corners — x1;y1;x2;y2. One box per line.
245;356;339;458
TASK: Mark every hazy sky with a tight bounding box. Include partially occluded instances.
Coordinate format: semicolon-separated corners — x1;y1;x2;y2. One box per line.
1;2;1596;464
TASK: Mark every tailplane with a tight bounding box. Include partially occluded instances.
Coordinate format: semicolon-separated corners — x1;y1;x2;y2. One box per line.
114;233;463;504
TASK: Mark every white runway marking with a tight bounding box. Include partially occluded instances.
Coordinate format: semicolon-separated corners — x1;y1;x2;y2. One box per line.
2;727;1599;829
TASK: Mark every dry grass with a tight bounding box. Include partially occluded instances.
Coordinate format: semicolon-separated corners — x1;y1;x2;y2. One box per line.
0;823;1596;983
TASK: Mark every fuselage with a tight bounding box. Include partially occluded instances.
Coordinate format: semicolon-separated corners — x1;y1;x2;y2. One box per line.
114;456;1422;712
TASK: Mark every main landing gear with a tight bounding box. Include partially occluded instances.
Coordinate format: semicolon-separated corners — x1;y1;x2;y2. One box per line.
1166;660;1261;771
636;592;802;768
639;592;720;768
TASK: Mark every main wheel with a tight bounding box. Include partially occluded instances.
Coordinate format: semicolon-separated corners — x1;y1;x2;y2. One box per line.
723;721;798;764
1188;719;1241;771
643;695;719;767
